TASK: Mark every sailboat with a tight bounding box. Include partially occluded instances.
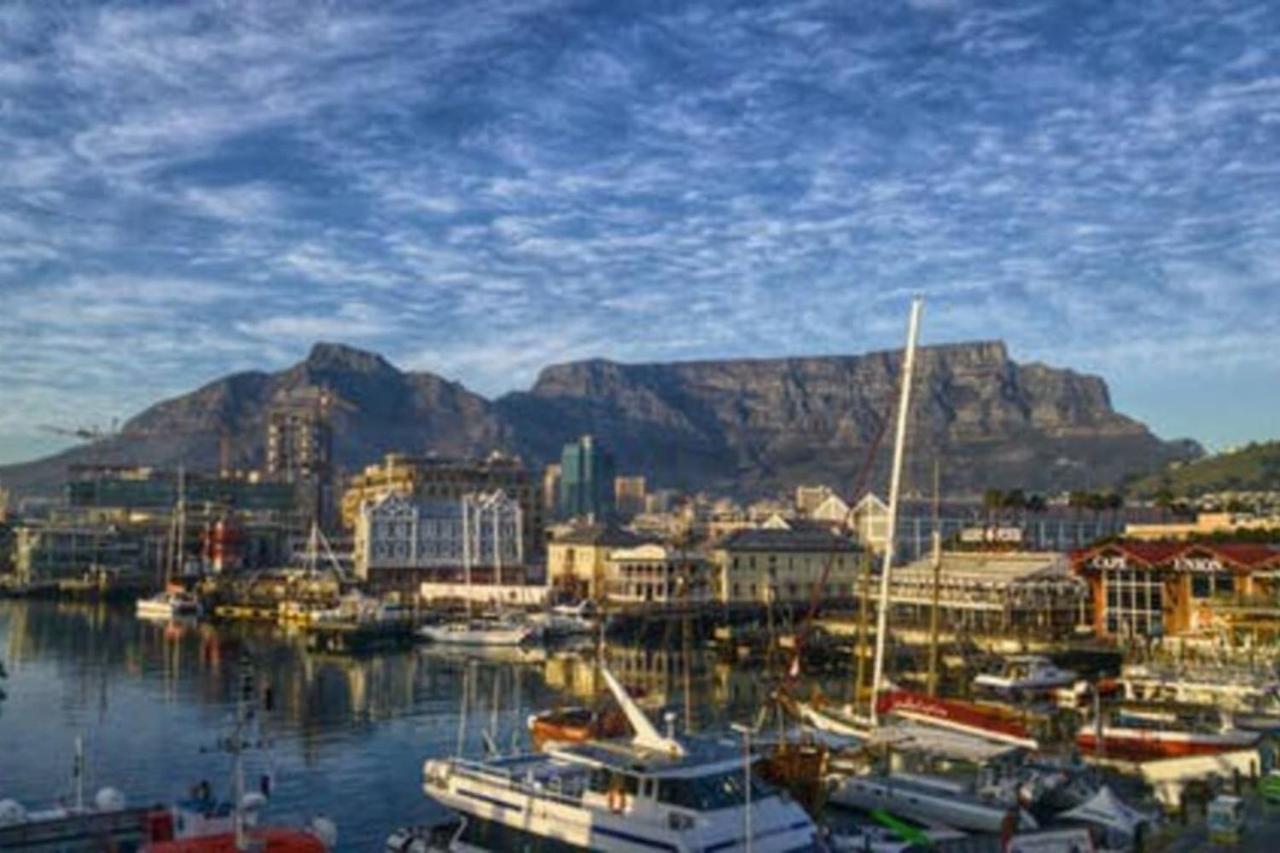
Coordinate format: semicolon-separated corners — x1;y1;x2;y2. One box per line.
417;492;533;647
137;467;202;620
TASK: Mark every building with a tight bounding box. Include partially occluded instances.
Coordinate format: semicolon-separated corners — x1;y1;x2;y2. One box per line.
65;465;296;515
614;475;647;519
1125;512;1280;541
872;550;1091;640
12;522;143;582
558;435;616;521
354;491;524;591
604;544;712;605
542;464;562;516
712;523;862;605
547;522;649;599
1072;540;1280;641
795;485;836;515
341;452;541;560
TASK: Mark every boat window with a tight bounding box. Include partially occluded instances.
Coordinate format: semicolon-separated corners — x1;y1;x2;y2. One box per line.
656;771;773;811
588;768;611;793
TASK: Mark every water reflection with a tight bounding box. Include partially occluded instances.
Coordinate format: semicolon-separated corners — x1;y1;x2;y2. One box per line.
0;601;850;848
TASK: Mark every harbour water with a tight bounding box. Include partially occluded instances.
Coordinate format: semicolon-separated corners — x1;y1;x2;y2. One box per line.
0;600;822;849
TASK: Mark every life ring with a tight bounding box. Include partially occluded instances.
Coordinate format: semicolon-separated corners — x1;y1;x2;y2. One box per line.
608;787;627;813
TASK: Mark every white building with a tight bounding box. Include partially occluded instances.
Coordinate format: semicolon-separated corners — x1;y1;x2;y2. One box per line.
605;543;712;605
354;491;523;585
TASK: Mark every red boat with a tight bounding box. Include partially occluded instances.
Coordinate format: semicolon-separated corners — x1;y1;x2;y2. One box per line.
1076;721;1259;761
528;706;630;750
875;690;1039;749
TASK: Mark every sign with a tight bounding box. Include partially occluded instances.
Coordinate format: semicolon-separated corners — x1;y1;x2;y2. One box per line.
1174;556;1223;573
1089;555;1127;571
960;526;1024;544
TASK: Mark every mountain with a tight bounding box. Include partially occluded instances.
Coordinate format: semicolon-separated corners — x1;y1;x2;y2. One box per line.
1127;440;1280;498
0;340;1200;500
498;341;1201;497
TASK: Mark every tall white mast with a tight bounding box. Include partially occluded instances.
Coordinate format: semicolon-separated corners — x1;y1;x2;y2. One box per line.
870;297;923;724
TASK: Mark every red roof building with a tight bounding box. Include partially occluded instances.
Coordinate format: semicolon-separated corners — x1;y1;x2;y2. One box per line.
1071;541;1280;639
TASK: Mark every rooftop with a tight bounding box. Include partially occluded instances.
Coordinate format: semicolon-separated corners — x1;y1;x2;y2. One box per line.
717;525;860;553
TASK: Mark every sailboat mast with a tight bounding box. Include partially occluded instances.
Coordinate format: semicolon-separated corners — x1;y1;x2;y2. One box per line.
870;297;923;724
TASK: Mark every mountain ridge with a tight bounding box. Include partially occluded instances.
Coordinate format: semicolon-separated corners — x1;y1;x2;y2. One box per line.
0;340;1202;500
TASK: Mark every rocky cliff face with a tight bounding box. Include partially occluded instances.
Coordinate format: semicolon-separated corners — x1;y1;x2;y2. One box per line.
499;341;1195;496
0;341;1199;498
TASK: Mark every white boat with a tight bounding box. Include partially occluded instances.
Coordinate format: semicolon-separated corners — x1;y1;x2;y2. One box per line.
530;601;598;639
973;655;1077;695
418;618;532;647
136;587;201;620
423;667;820;852
827;770;1037;834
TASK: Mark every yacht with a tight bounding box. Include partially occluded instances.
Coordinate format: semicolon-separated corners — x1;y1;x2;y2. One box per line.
827;770;1036;834
1077;708;1260;760
423;668;821;852
136;586;202;620
418;616;533;647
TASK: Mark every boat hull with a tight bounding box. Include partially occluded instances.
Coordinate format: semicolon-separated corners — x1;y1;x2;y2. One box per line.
1076;727;1259;761
876;690;1038;749
418;625;530;646
828;774;1026;834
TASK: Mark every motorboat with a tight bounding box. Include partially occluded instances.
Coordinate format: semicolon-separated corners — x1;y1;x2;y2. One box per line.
141;790;336;852
418;616;532;647
423;667;820;852
827;770;1036;834
973;655;1077;696
136;586;202;620
527;706;630;751
386;813;485;852
530;601;598;640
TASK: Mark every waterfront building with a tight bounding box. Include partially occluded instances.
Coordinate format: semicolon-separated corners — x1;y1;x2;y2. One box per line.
65;465;296;515
711;523;861;605
614;475;647;518
557;435;616;521
867;550;1091;640
1071;540;1280;641
354;491;524;591
341;452;541;559
12;522;141;582
604;543;712;605
546;522;648;599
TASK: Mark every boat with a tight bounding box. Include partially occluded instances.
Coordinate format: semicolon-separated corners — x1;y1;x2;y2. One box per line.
875;689;1040;750
527;705;630;751
1076;710;1260;760
423;667;821;852
144;664;337;851
827;815;968;852
418;616;532;647
386;813;486;852
973;655;1078;696
530;600;598;640
137;586;202;620
827;769;1036;834
1118;664;1280;722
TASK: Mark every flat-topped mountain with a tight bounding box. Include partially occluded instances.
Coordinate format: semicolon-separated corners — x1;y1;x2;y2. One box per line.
0;341;1200;499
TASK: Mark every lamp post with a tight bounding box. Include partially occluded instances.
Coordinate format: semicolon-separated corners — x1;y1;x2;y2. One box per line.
730;722;755;853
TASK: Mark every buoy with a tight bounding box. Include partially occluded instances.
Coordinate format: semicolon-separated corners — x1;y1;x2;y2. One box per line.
95;788;127;812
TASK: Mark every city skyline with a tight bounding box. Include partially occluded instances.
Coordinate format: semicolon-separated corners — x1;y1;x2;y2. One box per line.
2;1;1278;465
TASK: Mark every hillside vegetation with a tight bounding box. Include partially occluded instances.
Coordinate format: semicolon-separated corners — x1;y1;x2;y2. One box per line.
1129;440;1280;497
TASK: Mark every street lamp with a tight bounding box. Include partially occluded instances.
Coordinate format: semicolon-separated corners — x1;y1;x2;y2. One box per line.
730;722;756;853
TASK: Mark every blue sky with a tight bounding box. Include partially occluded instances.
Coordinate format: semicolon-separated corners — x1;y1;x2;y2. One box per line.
1;0;1278;465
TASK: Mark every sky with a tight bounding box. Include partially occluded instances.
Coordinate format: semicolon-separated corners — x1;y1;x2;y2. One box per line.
1;0;1278;465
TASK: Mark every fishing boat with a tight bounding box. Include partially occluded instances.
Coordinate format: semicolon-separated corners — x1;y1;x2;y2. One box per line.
875;689;1040;750
1076;709;1260;760
423;667;821;852
973;655;1077;696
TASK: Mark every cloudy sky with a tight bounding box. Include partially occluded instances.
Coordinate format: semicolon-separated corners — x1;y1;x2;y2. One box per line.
1;0;1278;464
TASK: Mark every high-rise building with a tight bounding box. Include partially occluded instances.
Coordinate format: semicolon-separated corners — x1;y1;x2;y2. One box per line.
614;475;647;518
266;405;332;482
557;435;616;521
